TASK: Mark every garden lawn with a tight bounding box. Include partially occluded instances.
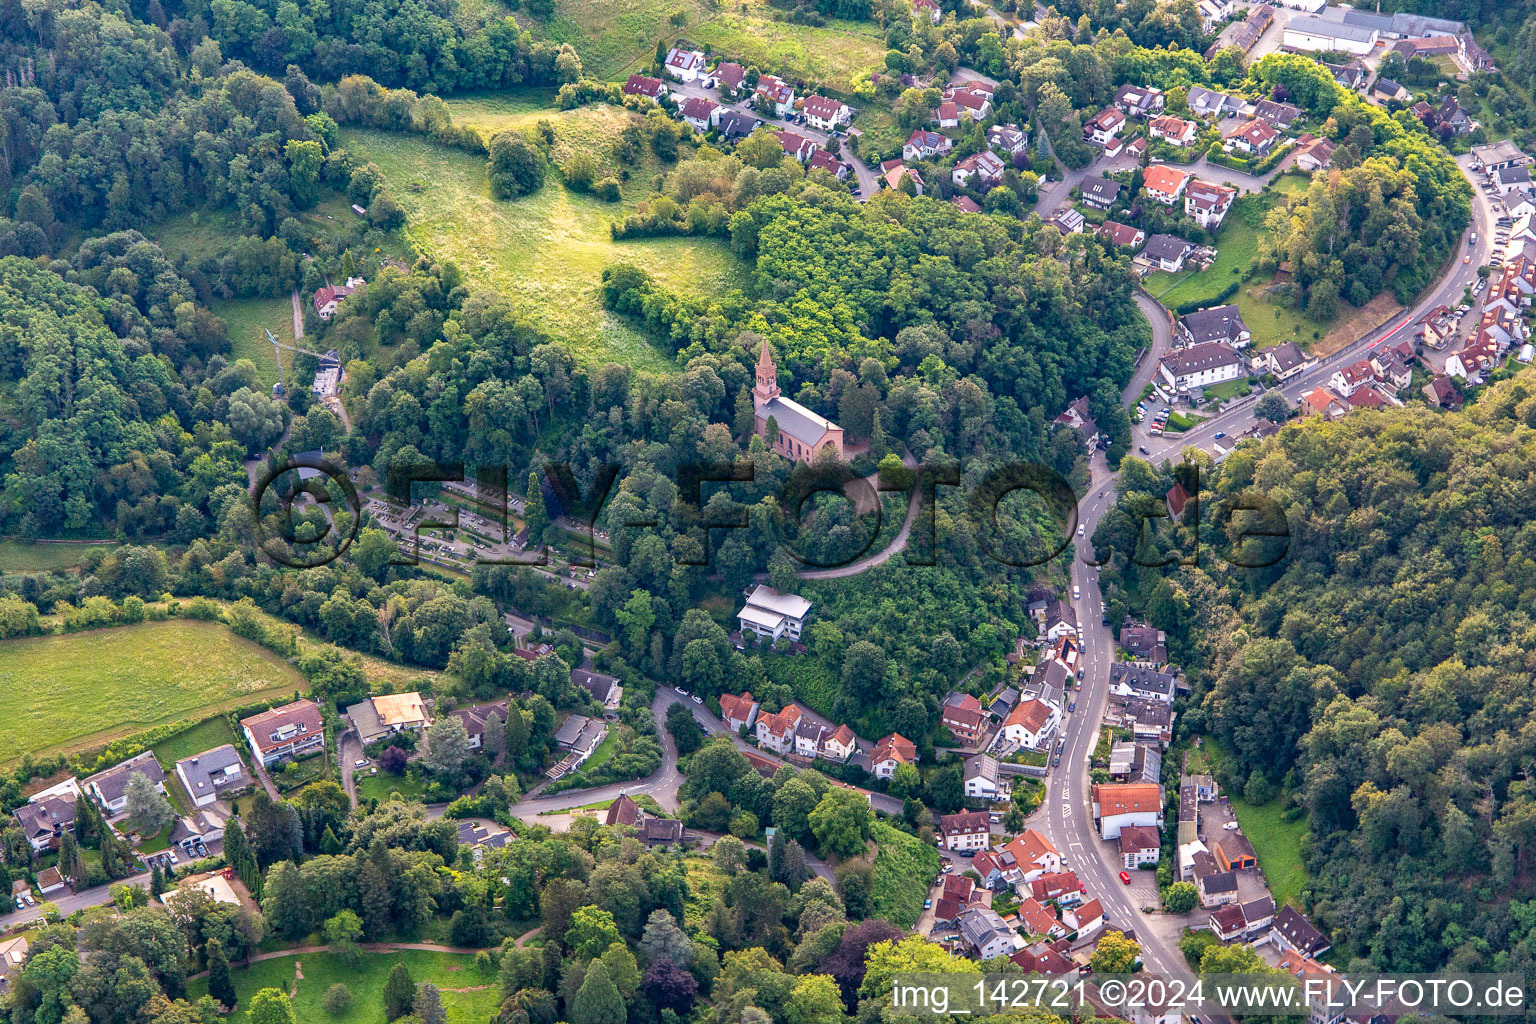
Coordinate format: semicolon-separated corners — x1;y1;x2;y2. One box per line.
0;541;92;571
338;124;745;373
188;950;499;1024
213;294;294;389
869;822;941;929
357;771;430;805
152;716;244;769
0;620;306;767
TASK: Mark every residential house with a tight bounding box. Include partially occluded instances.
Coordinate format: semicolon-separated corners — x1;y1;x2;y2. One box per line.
1265;340;1316;380
1098;221;1146;250
1109;741;1162;786
952;195;982;213
964;754;1009;800
775;129;819;162
1272;905;1331;957
755;75;795;117
1080;177;1122;210
738;584;814;641
36;867;65;896
1062;898;1104;939
1497;165;1533;196
958;907;1016;959
755;704;803;755
938;809;992;851
1114;84;1165;119
241;699;325;767
1216;3;1272;56
1041;598;1078;641
678;96;719;132
987;123;1028;157
14;792;77;852
1423;374;1463;408
641;817;685;846
950;88;991;121
1142;164;1193;204
997;698;1059;751
1435;95;1475;134
169;809;227;857
554;714;608;763
913;0;942;22
1180;303;1249;347
1167;482;1191;519
1210;903;1249;942
1109;663;1177;703
802;95;852;131
451;698;509;750
1092;782;1164;839
942;693;988;745
312;278;362;320
1254;99;1303;130
622;74;666;99
1293;134;1336;170
1329;358;1378;397
715;62;746;98
719;692;759;733
1188;85;1242;119
1119;824;1161;868
1045;207;1085;235
1300;386;1349;418
1028;870;1082;904
998;830;1062;884
794;720;827;761
85;750;167;816
1119;621;1167;663
1195;0;1233;32
807;150;851;180
717;110;760;141
1370;346;1415;391
1185;180;1237;229
1084;107;1127;146
1016;897;1066;939
878;158;921;194
1227;117;1279;156
1;935;30;992
1010;941;1078;977
1198;867;1238;907
346;691;430;745
1117;697;1175;746
1322;61;1368;90
1371;78;1411;104
1139;234;1196;273
573;668;622;711
821;724;857;763
175;746;250;809
903;129;953;161
663;48;706;82
1241;895;1277;937
1158;341;1242;391
870;733;917;778
1149;115;1198;147
1053;395;1098;449
952;150;1006;189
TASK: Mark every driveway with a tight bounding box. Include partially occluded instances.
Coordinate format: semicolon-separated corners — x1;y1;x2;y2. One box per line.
338;728;363;807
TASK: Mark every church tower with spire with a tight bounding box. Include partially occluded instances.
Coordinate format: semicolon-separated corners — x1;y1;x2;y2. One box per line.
752;338;781;411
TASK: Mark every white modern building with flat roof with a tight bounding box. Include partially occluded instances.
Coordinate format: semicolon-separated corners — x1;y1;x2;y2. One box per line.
737;585;813;642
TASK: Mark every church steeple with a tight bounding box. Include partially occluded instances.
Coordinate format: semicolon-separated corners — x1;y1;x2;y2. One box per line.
752;338;781;409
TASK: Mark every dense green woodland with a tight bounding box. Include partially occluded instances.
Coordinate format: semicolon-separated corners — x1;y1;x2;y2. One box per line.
1096;375;1536;976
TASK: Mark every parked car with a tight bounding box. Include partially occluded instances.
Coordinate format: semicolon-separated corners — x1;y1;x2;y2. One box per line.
924;899;933;909
1223;821;1240;830
1213;431;1226;439
1138;446;1149;454
1068;700;1076;712
691;695;703;704
1120;871;1132;884
675;686;688;695
354;759;369;768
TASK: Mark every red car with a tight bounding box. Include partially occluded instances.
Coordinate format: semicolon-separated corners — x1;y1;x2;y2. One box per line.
1119;871;1132;885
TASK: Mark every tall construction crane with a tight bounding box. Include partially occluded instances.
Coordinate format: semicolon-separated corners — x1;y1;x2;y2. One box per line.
266;327;332;396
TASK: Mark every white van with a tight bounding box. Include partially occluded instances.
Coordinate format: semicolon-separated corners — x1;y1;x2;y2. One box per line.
1072;584;1080;600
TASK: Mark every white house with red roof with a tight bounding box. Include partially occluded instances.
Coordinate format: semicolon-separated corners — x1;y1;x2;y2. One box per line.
678;96;719;132
996;698;1059;751
912;0;942;23
755;704;803;755
903;129;952;161
807;149;851;180
719;692;758;732
715;62;746;97
881;159;924;195
935;101;960;128
822;724;857;763
1184;179;1237;229
938;809;992;851
1149;115;1198;147
1092;783;1164;839
941;693;988;744
949;88;990;121
1084;107;1127;146
870;733;917;777
313;277;363;320
1142;164;1192;204
663;47;707;83
801;95;852;131
623;74;667;99
1000;829;1063;883
1062;898;1104;938
952;150;1006;189
775;129;819;162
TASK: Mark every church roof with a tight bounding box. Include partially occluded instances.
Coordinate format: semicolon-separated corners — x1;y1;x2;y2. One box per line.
759;396;838;446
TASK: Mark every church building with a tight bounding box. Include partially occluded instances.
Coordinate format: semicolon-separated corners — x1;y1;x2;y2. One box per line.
751;341;844;462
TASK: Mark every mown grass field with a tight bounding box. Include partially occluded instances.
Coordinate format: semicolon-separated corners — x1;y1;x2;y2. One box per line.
526;0;885;89
0;540;94;572
151;715;244;769
214;294;294;389
357;771;430;805
0;620;305;765
338;122;745;372
1146;174;1331;351
189;950;499;1024
870;821;941;929
1188;738;1311;909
